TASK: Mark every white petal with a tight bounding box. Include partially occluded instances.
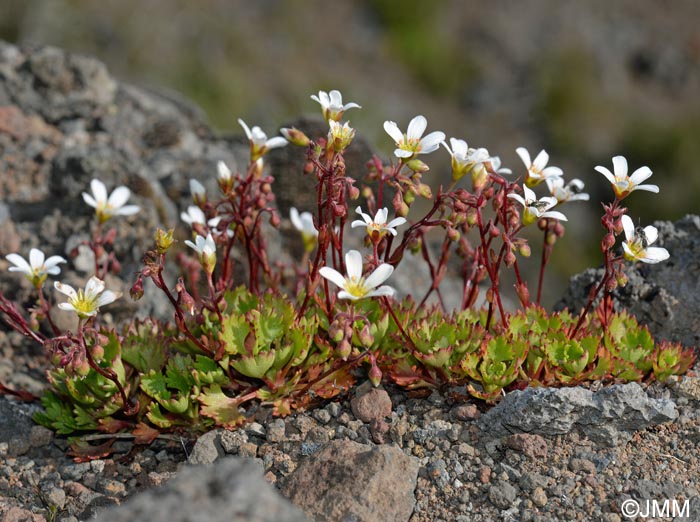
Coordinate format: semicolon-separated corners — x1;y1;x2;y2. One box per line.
629;166;652;185
507;193;526;207
5;253;32;274
85;276;106;297
383;121;404;143
355;206;372;224
522;185;537;202
594;166;616;185
351;220;368;229
394;149;414;158
406;115;427;139
184;239;198;252
319;266;348;290
643;247;670;263
54;281;77;299
622;241;637;259
96;290;120;307
290;207;302;230
386;217;406;229
515;147;532;168
612;156;628;178
57;302;77;312
342;102;361;110
363;263;394;290
374;208;388;226
115;205;140;216
329;90;342;107
441;141;453;156
345;250;364;281
336;290;357;300
82;192;98;209
532;150;550;170
419;131;446;153
540;210;567;221
451;138;468;155
43;255;67;270
621;215;635;241
190;179;206;196
546;177;564;192
107;186;131;209
29;248;45;270
633;184;659;193
217;161;232;180
643;225;658;245
238;118;252;140
265;136;288;150
90;179;108;204
541;166;563;178
366;285;396;298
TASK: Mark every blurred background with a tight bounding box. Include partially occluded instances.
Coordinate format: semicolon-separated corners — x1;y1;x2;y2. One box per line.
1;0;699;306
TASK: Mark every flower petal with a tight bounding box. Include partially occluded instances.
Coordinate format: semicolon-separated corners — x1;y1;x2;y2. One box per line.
515;147;532;168
594;165;616;185
419;131;446;153
351;220;367;229
337;290;357;300
406;115;427;140
366;285;396;298
44;255;67;270
85;276;105;298
629;166;652;185
319;266;347;290
90;179;108;204
532;150;549;171
612;156;628;178
507;193;526;207
107;186;131;208
541;166;563;178
82;192;98;209
344;250;364;281
29;248;45;270
643;247;670;263
386;217;407;229
621;215;635;241
394;149;414;158
643;225;658;245
238;118;252;140
540;210;567;221
290;207;302;230
115;205;140;216
5;253;32;274
96;290;121;308
634;184;659;193
265;136;288;150
54;281;77;299
383;121;404;143
363;263;394;290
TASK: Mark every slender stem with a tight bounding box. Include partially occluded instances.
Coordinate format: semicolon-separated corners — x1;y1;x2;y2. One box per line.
536;225;552;306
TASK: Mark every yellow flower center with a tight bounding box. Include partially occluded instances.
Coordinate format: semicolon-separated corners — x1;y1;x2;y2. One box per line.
70;290;99;317
345;276;368;298
399;136;421;153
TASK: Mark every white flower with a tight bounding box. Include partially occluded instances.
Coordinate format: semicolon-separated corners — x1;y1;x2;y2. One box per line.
290;207;318;253
442;138;492;182
189;179;206;205
82;179;140;223
184;233;217;273
181;206;222;229
6;248;67;287
515;147;563;188
319;250;395;301
507;185;567;226
490;156;512;175
328;120;356;151
384;115;445;159
238;119;288;161
310;90;361;122
545;177;590;204
217;161;232;184
54;276;121;319
594;156;659;200
351;207;406;240
621;215;669;264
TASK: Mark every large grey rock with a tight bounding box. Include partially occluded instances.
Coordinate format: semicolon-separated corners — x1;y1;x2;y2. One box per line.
557;215;700;347
281;439;419;522
92;457;308;522
478;382;677;446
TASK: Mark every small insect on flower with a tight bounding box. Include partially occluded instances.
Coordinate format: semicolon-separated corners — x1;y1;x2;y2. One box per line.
5;248;67;288
515;147;563;188
82;179;140;223
595;156;659;200
545;177;590;204
238;119;288;162
384;115;446;159
184;233;217;274
54;276;121;319
290;207;318;253
621;215;669;264
507;185;567;226
319;250;396;300
311;90;361;122
351;207;406;243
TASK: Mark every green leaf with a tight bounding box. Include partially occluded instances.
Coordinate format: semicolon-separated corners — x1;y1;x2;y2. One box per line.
231;352;276;379
221;314;251;356
198;384;245;429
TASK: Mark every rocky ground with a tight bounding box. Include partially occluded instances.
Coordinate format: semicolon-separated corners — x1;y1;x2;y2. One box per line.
1;42;700;521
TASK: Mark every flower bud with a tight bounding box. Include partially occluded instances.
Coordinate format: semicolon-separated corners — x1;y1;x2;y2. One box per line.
515;282;530;307
269;213;281;227
447;227;460;242
616;273;628;287
554;222;565;238
403;188;416;205
91;345;105;360
393;191;408;217
329;322;345;342
518;243;531;258
190;179;206;205
368;363;382;387
304;161;315;175
348;185;360;200
471;165;488;191
467;208;478;226
546;231;557;246
337;338;352;360
504;250;516;267
602;233;616;251
252;158;264;178
417;183;432;199
73;358;91;377
359;325;374;348
406;158;430;173
489;224;500;237
605;278;618;293
130;275;145;301
280;127;310;147
409;235;422;254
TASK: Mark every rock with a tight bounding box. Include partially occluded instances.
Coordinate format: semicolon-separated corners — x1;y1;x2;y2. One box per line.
0;397;39;445
1;506;47;522
532;487;548;507
350;385;393;424
569;458;597;474
478;382;677;446
92;457;307;522
488;479;519;509
187;429;225;465
557;215;700;347
505;433;548;459
451;403;481;421
281;439;419;522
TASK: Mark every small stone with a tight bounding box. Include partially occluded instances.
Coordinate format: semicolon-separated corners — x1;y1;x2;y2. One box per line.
457;443;477;457
147;471;176;487
351;387;392;423
519;472;548;491
451;404;481;421
99;479;127;497
8;436;30;457
569;457;597;474
46;486;66;509
2;506;46;522
266;418;287;443
488;479;518;509
479;466;492;484
29;425;53;448
506;433;548;459
327;402;342;418
238;442;258;458
188;429;224;465
313;409;331;425
306;426;330;444
531;486;547;507
246;422;266;438
219;429;248;454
